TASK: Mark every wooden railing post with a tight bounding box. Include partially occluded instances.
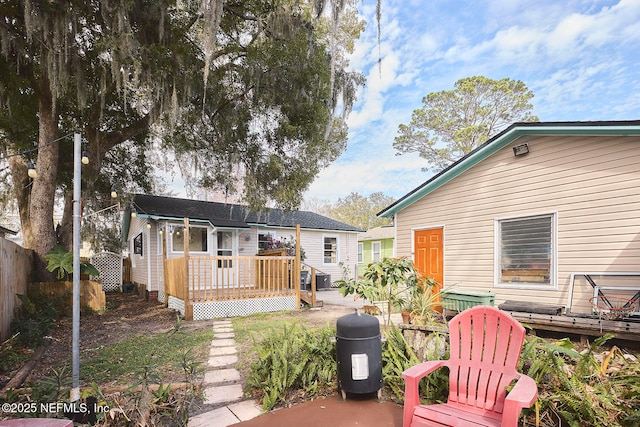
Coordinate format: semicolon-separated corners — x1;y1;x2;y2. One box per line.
161;225;169;307
295;224;301;310
310;267;317;307
183;218;193;320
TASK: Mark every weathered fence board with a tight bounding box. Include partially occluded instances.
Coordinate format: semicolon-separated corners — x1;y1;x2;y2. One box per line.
0;239;33;341
28;281;106;312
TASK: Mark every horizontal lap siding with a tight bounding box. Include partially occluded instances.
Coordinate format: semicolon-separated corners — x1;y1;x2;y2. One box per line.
396;135;640;307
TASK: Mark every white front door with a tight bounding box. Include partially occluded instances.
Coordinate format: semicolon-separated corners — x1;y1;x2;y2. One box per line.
216;231;236;287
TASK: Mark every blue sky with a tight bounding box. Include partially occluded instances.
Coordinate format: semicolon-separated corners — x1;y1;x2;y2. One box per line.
303;0;640;204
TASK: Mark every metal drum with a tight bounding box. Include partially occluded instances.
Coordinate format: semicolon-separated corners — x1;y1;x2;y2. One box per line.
335;310;383;399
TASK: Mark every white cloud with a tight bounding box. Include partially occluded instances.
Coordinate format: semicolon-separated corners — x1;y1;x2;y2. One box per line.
305;0;640;206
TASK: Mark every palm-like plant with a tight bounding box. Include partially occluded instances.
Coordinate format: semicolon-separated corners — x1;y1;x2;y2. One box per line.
44;246;100;281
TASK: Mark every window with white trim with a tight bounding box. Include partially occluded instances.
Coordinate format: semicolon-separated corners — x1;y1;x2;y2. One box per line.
171;226;208;253
371;241;381;262
323;236;338;265
258;231;276;251
496;213;554;287
357;243;363;264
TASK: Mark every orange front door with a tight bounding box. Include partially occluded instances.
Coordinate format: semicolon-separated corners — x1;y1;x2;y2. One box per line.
414;228;443;286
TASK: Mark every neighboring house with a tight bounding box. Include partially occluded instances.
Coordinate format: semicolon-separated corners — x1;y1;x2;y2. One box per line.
121;194;361;303
357;225;395;276
378;120;640;317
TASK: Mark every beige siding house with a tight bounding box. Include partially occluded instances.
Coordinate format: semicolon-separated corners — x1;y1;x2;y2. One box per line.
379;121;640;317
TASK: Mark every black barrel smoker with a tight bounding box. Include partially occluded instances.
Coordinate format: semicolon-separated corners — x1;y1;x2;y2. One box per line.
335;309;383;399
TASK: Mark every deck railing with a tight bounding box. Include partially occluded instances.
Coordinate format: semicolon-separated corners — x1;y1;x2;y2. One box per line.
186;255;297;302
164;255;298;303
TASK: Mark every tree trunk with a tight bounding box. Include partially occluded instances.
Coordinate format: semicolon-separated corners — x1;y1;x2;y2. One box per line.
7;157;35;248
29;86;59;281
58;194;74;251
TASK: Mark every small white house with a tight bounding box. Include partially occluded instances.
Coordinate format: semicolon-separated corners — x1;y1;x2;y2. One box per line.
122;194;361;309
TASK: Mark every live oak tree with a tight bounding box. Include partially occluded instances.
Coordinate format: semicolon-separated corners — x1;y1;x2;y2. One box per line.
394;76;539;171
0;0;366;279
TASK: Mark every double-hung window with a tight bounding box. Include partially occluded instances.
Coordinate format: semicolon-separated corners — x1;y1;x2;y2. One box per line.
371;241;381;262
323;236;338;265
496;213;555;288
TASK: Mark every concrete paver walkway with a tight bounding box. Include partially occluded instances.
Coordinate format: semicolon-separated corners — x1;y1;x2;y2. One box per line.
189;294;402;427
188;320;263;427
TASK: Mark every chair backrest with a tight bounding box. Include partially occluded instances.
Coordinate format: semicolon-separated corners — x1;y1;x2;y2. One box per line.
447;306;526;414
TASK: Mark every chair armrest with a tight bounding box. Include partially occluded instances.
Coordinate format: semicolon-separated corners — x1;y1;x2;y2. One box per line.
402;360;448;382
501;374;538;427
402;360;448;427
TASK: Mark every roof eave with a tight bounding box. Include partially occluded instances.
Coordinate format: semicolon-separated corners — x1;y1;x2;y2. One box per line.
378;123;640;218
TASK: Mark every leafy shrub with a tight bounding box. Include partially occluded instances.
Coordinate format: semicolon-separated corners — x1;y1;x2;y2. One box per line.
245;323;336;410
11;293;59;348
520;334;640;426
45;245;99;280
0;334;27;372
382;325;449;402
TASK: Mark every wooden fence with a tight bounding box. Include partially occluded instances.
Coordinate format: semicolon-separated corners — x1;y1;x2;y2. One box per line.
29;281;106;312
0;239;33;341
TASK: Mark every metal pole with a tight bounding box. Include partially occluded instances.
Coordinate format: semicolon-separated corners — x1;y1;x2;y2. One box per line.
71;132;81;402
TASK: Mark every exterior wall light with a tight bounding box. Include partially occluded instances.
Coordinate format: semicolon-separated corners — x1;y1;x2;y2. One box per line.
513;143;529;157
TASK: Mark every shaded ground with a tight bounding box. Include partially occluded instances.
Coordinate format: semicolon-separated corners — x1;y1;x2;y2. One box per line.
2;290;361;391
1;292;216;389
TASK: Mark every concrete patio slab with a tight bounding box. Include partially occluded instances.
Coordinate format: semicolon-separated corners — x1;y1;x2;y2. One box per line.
214;332;235;339
227;401;263;421
204;384;244;406
209;346;237;356
213;327;234;334
204;368;241;384
189;406;239;427
210;338;236;347
208;354;238;368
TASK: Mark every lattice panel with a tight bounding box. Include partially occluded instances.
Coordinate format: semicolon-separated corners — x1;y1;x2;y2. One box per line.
90;252;123;292
192;296;297;320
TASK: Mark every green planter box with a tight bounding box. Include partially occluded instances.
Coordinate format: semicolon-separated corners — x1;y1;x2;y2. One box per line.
442;289;495;314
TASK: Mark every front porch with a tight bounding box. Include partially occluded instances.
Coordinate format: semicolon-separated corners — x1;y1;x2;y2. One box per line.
163;254;307;320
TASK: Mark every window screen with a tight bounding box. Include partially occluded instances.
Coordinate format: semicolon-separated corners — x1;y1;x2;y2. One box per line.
324;236;337;264
499;215;552;285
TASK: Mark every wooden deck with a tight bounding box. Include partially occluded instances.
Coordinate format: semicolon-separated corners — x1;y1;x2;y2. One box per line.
502;310;640;342
162;222;305;320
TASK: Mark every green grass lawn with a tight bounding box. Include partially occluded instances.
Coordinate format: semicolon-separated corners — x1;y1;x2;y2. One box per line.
81;328;215;386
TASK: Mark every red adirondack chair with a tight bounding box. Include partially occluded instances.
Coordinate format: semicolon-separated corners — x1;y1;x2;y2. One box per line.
402;306;537;427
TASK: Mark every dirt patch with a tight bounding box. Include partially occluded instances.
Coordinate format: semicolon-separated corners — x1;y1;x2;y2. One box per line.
1;292;359;391
1;292;216;390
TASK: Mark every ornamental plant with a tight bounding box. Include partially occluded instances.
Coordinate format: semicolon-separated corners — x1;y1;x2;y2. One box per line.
337;257;433;325
44;246;100;281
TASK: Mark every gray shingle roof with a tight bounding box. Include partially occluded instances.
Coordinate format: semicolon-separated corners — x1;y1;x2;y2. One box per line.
131;194;362;232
